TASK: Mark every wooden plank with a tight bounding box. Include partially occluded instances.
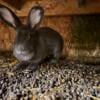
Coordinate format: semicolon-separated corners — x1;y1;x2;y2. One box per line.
2;0;25;10
14;0;100;16
0;0;100;16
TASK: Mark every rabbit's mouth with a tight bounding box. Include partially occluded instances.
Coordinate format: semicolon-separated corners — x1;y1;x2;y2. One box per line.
13;45;34;61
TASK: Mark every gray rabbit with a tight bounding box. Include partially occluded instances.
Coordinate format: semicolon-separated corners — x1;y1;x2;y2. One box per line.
0;5;63;70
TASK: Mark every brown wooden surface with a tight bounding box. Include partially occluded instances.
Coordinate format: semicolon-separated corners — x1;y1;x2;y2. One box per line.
2;0;25;10
0;0;100;17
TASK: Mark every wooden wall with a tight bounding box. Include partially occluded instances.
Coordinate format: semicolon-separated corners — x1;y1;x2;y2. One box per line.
0;0;100;62
1;0;100;16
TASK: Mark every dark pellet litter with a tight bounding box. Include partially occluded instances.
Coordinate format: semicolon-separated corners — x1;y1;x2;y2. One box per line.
0;53;100;100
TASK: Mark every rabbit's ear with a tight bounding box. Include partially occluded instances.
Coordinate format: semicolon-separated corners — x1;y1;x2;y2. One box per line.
0;5;22;29
27;6;44;28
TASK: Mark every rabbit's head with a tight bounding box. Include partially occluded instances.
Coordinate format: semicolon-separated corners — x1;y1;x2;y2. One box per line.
0;5;44;47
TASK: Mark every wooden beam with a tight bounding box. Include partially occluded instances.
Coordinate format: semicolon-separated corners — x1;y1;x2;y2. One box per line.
2;0;26;10
0;0;100;17
16;0;100;16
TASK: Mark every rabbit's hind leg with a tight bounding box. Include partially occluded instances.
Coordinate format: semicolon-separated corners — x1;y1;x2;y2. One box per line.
50;48;62;64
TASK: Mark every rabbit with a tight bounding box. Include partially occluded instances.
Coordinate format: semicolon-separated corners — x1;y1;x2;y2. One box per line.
0;5;64;70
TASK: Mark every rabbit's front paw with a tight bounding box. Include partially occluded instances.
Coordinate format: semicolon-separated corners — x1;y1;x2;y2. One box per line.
28;63;38;71
15;62;29;71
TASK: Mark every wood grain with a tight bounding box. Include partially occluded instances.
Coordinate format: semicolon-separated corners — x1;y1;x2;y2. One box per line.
0;0;100;17
2;0;25;10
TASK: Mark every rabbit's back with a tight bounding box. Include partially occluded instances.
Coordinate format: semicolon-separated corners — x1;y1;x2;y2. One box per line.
36;27;63;57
